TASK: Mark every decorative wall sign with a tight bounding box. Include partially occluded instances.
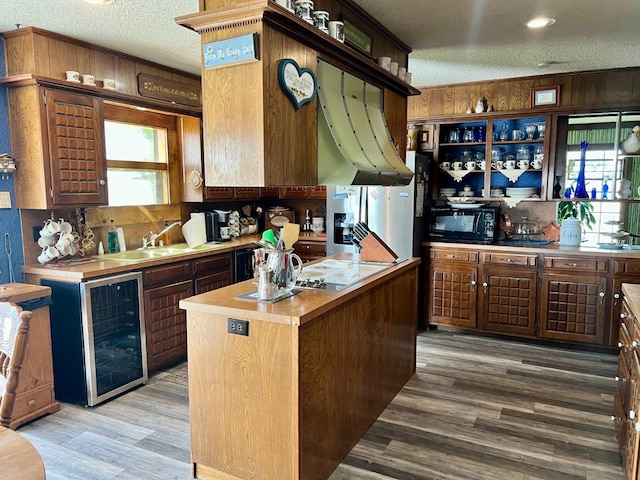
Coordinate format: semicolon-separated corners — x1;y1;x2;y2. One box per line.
203;33;258;69
531;85;560;108
342;18;373;56
278;59;317;110
137;74;200;107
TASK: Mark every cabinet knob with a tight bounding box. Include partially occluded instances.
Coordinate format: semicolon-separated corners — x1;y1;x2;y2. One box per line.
618;341;625;348
471;280;477;286
615;376;621;382
99;179;106;186
630;410;636;419
633;340;639;348
599;291;605;298
28;399;36;407
614;293;620;299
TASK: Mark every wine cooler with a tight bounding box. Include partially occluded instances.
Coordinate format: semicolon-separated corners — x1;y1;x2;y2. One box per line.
42;272;147;406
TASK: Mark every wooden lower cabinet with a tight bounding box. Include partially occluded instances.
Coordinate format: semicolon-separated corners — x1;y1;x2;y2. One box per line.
616;290;640;480
143;253;233;373
428;261;478;328
539;273;606;344
479;266;537;336
294;240;326;263
425;247;623;347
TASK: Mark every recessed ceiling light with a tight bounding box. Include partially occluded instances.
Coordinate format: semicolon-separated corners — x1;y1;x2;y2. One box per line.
526;17;556;29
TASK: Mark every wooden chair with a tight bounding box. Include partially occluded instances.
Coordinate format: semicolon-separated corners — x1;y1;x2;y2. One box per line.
0;303;33;430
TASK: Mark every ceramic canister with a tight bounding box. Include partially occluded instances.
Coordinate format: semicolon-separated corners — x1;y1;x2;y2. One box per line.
295;0;314;24
559;218;581;246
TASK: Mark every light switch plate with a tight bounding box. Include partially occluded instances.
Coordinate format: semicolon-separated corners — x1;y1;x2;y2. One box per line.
0;191;11;209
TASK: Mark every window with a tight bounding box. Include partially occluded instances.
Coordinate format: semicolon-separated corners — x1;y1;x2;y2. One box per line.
558;113;640;246
103;104;177;206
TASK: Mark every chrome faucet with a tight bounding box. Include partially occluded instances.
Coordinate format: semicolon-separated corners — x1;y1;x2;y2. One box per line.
141;221;182;249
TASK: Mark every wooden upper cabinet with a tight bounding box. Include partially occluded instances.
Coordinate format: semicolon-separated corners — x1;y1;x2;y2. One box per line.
199;23;317;187
8;86;107;209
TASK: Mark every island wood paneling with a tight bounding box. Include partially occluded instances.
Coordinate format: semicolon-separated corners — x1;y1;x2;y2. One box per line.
408;67;640;120
183;261;418;480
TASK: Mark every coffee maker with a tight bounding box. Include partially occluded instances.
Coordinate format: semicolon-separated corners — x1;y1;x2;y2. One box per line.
205;210;232;242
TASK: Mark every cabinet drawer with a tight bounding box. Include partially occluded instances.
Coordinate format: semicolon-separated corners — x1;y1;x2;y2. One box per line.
295;241;326;255
12;386;55;420
483;252;537;267
615;260;640;275
143;261;192;288
193;253;232;275
430;249;478;263
543;256;608;272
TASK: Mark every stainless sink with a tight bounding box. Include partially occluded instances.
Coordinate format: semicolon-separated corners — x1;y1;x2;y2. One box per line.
94;243;227;262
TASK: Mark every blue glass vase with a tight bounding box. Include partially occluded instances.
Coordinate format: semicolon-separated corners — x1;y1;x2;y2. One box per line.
574;140;589;198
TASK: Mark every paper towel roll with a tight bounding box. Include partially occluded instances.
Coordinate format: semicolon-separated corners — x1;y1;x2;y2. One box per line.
183;212;207;247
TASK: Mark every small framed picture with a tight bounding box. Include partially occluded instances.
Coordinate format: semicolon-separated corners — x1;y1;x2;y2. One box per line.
531;85;560;108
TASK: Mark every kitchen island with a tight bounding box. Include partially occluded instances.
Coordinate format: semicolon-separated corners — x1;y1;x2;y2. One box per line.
179;254;420;480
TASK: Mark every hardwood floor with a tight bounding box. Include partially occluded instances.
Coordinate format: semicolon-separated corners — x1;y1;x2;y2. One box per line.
16;331;623;480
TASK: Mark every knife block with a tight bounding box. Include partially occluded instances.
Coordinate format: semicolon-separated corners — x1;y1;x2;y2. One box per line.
359;232;398;263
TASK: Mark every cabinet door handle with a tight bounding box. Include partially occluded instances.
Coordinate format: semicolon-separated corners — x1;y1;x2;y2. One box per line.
99;179;106;186
599;291;605;304
501;258;516;263
621;312;628;319
631;410;637;420
618;341;625;348
614;293;620;299
482;281;488;294
445;254;460;259
633;340;639;348
565;263;586;267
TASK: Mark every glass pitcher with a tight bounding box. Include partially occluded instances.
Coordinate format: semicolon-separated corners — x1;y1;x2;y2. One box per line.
266;248;303;294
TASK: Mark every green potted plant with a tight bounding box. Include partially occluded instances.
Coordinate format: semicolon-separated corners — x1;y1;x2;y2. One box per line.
557;200;596;231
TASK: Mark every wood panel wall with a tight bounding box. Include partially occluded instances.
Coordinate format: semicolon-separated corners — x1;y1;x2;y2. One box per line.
2;27;201;101
408;67;640;121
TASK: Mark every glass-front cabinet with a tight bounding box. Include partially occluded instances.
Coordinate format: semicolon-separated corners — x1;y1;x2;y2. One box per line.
429;114;549;205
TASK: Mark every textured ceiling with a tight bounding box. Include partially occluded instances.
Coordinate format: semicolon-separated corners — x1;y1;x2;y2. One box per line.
1;0;639;88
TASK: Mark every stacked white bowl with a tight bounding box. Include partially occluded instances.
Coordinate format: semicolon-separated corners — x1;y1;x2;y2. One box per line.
506;187;536;198
439;188;456;197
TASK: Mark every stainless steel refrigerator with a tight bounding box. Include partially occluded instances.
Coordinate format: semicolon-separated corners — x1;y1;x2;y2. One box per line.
326;151;432;262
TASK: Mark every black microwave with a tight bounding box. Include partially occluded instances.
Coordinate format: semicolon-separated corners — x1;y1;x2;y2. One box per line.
428;206;499;244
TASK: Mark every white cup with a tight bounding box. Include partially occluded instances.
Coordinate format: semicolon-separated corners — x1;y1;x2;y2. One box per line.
505;160;516;169
65;70;79;82
531;158;543;169
518;160;529;169
294;0;314;23
59;220;73;234
38;236;55;248
275;0;294;12
478;160;486;170
397;67;406;79
404;72;412;85
377;57;391;71
464;161;476;170
328;21;344;42
82;74;95;85
220;226;231;239
452;161;463;171
59;244;75;257
313;10;329;31
494;160;504;170
103;78;116;90
440;162;450;171
38;246;60;264
389;62;399;76
40;219;60;237
55;232;74;250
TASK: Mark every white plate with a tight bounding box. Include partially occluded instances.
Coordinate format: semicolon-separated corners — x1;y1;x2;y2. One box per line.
598;243;625;250
449;203;486;209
